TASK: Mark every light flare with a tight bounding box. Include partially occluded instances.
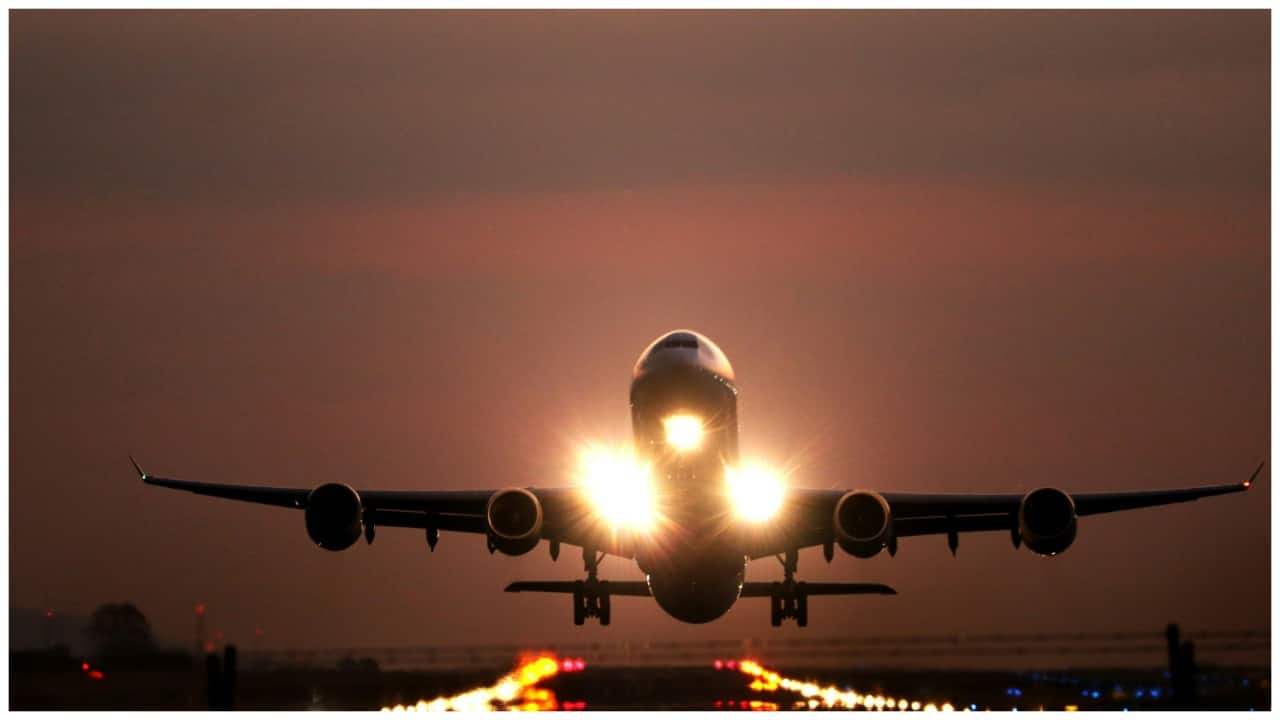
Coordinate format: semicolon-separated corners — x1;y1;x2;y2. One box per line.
726;463;786;522
577;445;657;531
663;414;704;452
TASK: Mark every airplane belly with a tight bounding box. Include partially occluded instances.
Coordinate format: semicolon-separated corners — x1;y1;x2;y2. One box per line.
647;560;746;624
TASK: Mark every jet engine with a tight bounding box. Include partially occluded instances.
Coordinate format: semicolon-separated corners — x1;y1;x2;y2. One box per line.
1018;487;1077;556
834;490;892;558
305;483;364;551
486;488;543;556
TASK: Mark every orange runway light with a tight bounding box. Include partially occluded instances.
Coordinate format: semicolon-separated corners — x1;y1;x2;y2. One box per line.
380;654;569;712
727;658;958;711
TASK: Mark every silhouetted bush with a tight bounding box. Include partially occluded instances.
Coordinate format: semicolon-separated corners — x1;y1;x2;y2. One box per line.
84;603;155;659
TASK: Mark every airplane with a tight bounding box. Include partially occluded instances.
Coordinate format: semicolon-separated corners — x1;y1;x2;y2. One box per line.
138;329;1262;627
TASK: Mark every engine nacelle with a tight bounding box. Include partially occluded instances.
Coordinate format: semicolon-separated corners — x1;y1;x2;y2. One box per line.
305;483;364;551
486;488;543;556
834;490;893;558
1018;487;1077;556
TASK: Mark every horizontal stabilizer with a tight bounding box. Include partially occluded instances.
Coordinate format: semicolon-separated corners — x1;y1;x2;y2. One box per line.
505;580;651;597
740;582;896;598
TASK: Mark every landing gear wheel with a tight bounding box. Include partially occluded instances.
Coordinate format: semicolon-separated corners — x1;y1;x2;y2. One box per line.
768;557;811;627
572;584;586;626
571;576;613;626
599;591;611;626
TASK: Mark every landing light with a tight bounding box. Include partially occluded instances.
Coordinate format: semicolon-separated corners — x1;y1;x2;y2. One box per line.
726;464;785;522
663;414;704;453
578;445;657;531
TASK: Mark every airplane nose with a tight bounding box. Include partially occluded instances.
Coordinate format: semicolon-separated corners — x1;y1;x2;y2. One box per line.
632;330;735;383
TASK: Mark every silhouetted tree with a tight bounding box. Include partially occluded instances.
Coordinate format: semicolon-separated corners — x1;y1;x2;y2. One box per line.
84;603;155;658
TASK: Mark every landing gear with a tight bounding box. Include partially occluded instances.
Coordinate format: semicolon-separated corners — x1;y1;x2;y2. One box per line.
571;578;612;626
573;585;585;625
768;549;808;627
768;584;808;627
571;549;612;626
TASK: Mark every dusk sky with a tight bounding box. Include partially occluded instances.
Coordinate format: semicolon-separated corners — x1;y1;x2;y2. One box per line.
10;11;1269;660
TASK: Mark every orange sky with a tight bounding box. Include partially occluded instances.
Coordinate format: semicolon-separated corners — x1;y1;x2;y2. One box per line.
10;11;1269;660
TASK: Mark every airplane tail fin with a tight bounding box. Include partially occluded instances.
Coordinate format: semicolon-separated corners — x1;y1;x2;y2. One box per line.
505;580;652;597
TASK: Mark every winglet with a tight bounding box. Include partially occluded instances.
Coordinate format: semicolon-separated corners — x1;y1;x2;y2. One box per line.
129;455;147;481
1243;461;1265;489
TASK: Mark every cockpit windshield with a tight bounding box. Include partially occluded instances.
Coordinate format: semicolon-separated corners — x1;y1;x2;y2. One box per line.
633;330;735;383
658;337;699;350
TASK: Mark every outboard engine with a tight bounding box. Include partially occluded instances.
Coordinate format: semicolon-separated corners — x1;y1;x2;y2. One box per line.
305;483;364;551
1018;487;1077;556
834;490;893;558
486;488;543;556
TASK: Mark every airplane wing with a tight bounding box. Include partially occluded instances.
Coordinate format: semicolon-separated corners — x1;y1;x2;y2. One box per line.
138;455;1261;562
748;462;1263;559
132;457;632;557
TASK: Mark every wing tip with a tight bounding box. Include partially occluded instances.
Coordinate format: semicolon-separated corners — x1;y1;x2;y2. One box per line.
1243;460;1265;489
129;454;148;481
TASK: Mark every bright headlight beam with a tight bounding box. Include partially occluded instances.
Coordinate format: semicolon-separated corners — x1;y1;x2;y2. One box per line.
578;445;657;531
726;464;785;522
662;414;704;453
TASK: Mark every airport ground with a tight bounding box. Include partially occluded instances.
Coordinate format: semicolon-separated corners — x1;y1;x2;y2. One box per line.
10;631;1270;711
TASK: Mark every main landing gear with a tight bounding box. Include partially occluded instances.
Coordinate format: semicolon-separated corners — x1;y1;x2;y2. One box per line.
572;549;611;626
769;549;808;627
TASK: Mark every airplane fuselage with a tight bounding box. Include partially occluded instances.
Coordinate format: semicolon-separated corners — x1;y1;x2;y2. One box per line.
628;330;746;622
